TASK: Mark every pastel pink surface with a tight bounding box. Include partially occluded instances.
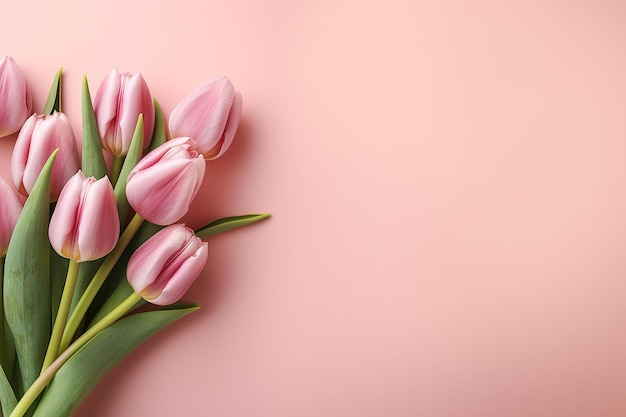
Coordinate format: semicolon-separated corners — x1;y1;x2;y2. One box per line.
2;1;626;416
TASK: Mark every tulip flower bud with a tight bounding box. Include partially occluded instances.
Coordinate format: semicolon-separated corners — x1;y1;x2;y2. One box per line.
49;171;120;262
127;224;208;305
0;56;32;138
126;137;205;225
168;76;242;159
0;177;24;257
93;68;155;156
11;112;80;201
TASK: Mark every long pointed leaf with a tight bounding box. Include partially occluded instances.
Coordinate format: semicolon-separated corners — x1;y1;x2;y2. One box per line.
72;78;108;326
32;305;199;417
81;76;107;179
195;213;270;239
42;69;62;115
148;98;166;151
0;364;17;417
113;115;143;224
4;152;56;393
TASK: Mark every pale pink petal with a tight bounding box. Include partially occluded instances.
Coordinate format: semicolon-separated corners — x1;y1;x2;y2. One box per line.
126;158;202;225
127;224;208;305
50;172;120;261
49;172;85;258
169;77;236;156
11;114;36;193
150;242;208;305
0;57;32;137
94;69;122;152
93;69;154;156
127;225;188;294
76;176;119;261
126;138;204;225
13;113;79;200
128;137;193;176
117;73;154;150
208;90;242;160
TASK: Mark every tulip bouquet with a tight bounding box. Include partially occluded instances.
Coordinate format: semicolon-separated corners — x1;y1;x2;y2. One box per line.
0;56;267;417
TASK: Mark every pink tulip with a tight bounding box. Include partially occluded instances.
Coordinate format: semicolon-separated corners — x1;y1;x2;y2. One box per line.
126;137;205;225
93;68;155;156
168;76;242;159
127;224;208;305
0;56;32;138
0;177;24;257
49;171;120;262
11;112;80;201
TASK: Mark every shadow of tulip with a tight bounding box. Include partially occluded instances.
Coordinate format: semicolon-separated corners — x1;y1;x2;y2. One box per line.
74;114;267;417
182;115;260;312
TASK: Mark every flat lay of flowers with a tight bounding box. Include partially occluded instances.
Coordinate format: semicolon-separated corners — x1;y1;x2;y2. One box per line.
0;56;268;417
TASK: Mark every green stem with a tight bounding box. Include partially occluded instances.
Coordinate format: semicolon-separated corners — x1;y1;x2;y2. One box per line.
9;293;142;417
110;156;124;187
42;260;80;371
59;214;144;352
0;257;5;369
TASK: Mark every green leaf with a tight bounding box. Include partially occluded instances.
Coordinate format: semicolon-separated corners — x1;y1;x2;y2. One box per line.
4;152;56;394
49;247;69;319
68;259;102;334
148;98;166;151
42;68;62;115
0;364;17;417
81;77;107;179
32;305;199;417
0;261;16;390
67;76;109;317
113;115;143;224
195;213;271;239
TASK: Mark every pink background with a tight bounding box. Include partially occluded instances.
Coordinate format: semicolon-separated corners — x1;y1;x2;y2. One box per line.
2;0;626;416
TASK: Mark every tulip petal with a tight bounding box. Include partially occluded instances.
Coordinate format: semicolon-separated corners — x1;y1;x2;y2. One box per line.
49;172;84;259
207;90;242;160
10;114;36;194
49;171;120;262
94;69;154;156
219;91;242;155
93;69;121;153
169;77;240;157
126;137;205;225
126;158;204;225
126;225;188;294
150;242;208;305
131;136;190;171
12;112;80;200
127;224;207;306
76;177;119;261
0;57;32;137
117;73;154;150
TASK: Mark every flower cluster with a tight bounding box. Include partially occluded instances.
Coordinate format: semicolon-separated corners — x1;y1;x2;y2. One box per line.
0;56;266;417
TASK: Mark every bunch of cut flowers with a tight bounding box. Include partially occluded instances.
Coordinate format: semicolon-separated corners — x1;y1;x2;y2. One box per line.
0;56;267;417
